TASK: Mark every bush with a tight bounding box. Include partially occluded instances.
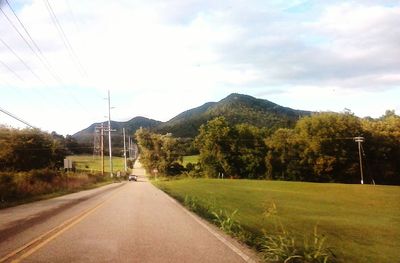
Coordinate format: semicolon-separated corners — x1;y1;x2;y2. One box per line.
166;162;185;175
29;168;60;183
0;170;111;207
0;173;17;202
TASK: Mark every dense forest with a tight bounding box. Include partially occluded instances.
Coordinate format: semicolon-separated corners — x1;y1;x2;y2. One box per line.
1;107;399;185
0;126;87;171
137;111;400;185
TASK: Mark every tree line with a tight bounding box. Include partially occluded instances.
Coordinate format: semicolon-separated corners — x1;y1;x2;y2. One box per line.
0;126;84;171
136;111;400;185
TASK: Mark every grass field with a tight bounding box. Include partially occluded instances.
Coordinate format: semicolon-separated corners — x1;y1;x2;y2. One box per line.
153;179;400;262
67;155;127;173
181;155;199;167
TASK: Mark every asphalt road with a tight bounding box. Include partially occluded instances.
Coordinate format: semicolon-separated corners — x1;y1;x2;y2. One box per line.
0;163;257;263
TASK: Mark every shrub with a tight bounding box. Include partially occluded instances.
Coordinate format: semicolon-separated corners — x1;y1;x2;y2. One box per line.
29;168;60;183
0;170;111;208
0;173;17;202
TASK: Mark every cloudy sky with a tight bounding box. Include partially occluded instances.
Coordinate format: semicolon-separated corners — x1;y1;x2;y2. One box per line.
0;0;399;135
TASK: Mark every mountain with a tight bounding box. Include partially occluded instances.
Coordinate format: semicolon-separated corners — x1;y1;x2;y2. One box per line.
72;116;161;145
73;93;312;142
155;93;311;137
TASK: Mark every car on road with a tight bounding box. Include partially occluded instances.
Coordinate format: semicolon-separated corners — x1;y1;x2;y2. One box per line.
128;175;138;181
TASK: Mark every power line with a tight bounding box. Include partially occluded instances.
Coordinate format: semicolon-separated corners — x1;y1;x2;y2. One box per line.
0;37;45;84
0;2;101;132
0;5;37;54
5;0;50;59
2;0;63;84
0;59;23;81
42;0;87;76
64;0;80;32
0;106;36;129
1;0;99;121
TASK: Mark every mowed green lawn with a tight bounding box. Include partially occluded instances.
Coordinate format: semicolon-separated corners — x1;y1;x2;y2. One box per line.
181;155;199;167
67;155;127;173
154;179;400;262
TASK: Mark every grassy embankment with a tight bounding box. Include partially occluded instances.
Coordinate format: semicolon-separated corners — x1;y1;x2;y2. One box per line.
153;178;400;262
0;170;112;209
0;155;125;209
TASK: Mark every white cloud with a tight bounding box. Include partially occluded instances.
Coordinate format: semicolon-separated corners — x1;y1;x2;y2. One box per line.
0;0;399;134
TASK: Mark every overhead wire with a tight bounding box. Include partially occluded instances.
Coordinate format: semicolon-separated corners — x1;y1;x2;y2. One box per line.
1;0;101;124
0;106;37;129
0;1;111;132
42;0;87;77
1;0;64;84
64;0;80;32
0;37;46;84
39;0;104;120
0;59;23;81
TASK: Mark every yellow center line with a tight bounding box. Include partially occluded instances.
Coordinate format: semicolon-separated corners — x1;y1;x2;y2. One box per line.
1;184;126;263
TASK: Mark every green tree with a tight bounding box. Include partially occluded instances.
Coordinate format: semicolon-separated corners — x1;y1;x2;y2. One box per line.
195;117;268;179
362;112;400;184
294;112;363;182
265;128;304;181
195;117;232;178
229;124;268;179
0;127;66;171
135;129;183;175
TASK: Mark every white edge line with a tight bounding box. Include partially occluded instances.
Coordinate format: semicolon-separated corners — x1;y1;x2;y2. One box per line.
156;187;257;263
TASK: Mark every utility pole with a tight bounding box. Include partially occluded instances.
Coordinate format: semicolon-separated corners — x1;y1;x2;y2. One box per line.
107;90;113;177
123;128;127;173
354;136;365;184
128;136;131;159
101;123;104;176
94;123;105;176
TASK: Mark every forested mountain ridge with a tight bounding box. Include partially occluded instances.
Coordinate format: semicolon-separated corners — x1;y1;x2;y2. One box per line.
73;116;161;144
73;93;312;140
155;93;312;137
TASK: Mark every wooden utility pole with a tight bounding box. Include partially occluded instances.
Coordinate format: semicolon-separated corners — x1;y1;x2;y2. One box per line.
101;123;104;175
123;128;127;173
354;136;365;184
95;123;105;176
106;91;116;176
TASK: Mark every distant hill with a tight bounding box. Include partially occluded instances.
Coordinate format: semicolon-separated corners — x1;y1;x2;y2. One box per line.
72;116;161;145
73;93;312;142
155;93;311;137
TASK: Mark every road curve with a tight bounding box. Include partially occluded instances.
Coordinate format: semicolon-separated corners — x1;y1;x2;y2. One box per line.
0;165;258;262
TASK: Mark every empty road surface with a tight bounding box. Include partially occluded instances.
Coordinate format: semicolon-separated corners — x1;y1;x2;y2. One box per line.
0;162;257;263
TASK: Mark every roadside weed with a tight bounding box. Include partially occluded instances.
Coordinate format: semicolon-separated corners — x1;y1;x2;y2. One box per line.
260;203;335;263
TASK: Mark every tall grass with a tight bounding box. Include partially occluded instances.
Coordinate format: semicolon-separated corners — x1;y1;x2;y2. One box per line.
180;193;336;262
259;203;335;263
0;169;111;208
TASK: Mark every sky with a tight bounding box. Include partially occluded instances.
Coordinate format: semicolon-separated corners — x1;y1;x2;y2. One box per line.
0;0;399;135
